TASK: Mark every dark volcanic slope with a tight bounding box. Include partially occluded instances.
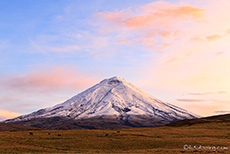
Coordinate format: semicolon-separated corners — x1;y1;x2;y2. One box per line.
167;113;230;127
0;123;39;131
10;115;170;130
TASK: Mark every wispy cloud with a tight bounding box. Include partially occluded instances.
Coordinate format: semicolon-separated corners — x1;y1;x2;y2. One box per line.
176;98;229;104
32;43;81;53
0;65;98;93
216;51;224;56
96;1;204;48
175;97;230;117
187;91;226;95
206;34;222;41
0;65;100;119
176;99;206;102
97;2;204;28
30;30;114;59
214;111;230;114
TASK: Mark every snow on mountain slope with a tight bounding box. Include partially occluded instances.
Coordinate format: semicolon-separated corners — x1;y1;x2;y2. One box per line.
5;76;198;123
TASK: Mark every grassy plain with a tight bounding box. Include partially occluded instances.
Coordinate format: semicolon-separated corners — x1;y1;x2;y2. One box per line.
0;122;229;154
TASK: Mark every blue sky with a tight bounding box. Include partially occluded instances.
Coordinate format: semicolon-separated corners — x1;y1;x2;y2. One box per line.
1;0;230;120
0;0;156;74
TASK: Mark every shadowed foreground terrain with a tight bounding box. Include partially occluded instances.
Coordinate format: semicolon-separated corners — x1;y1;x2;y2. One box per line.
0;120;229;153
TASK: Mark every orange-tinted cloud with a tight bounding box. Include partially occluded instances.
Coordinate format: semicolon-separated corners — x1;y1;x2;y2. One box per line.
176;99;205;102
123;6;203;28
96;1;205;47
98;2;204;29
227;28;230;34
206;34;222;41
217;51;224;56
0;109;21;120
0;65;98;93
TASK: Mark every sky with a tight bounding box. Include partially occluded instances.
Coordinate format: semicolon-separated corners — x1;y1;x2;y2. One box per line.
0;0;230;120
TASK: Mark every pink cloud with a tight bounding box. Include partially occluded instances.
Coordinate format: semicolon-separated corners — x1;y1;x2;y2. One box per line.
117;40;131;44
0;65;98;93
187;91;226;95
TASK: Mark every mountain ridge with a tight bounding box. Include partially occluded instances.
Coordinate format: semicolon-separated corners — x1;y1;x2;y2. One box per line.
167;113;230;127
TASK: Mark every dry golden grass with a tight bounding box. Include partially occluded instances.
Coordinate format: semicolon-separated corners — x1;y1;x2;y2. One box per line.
0;122;229;153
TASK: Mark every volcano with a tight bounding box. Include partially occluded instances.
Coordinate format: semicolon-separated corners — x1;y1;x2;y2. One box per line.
5;76;198;129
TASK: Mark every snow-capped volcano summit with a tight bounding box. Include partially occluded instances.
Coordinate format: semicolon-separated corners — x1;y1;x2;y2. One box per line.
5;76;198;129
